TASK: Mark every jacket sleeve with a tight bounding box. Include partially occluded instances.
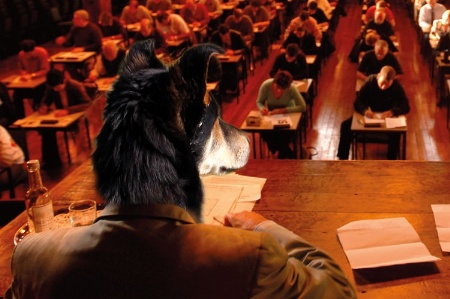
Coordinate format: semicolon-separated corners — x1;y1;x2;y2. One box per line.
250;221;356;299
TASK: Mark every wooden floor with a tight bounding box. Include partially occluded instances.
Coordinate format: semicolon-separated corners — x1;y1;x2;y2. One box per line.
2;0;450;200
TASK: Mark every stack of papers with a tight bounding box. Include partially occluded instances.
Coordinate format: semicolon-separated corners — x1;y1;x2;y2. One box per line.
200;173;266;225
363;115;384;127
337;217;439;269
431;204;450;252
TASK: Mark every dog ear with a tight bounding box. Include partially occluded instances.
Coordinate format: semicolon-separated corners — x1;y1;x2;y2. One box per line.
176;43;224;106
120;40;165;77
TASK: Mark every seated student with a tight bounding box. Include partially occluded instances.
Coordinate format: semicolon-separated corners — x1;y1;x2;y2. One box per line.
87;41;127;81
0;125;27;193
362;8;397;51
120;0;152;26
308;0;334;19
55;10;103;54
270;43;309;80
337;66;410;160
98;12;127;41
200;0;223;33
364;0;395;27
14;39;50;117
357;39;402;81
180;0;210;42
38;70;93;168
225;8;254;43
285;10;322;42
418;0;447;33
432;10;450;48
357;31;380;61
209;24;246;94
155;11;191;42
132;18;168;54
146;0;172;14
282;24;319;55
256;71;306;159
55;10;103;81
308;0;329;26
243;0;270;28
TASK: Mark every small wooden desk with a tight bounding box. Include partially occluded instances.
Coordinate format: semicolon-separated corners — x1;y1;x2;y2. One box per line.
11;111;91;164
240;112;303;159
1;160;450;298
1;75;47;118
49;51;96;64
217;54;245;101
351;113;407;160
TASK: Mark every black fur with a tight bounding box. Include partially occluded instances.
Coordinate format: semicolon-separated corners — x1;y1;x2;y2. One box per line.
92;40;225;222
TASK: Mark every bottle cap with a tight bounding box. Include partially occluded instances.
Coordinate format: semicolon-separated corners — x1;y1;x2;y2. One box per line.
26;159;41;171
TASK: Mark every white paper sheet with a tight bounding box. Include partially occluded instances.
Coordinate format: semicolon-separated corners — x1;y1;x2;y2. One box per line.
431;204;450;252
385;116;407;128
337;217;439;269
264;114;292;128
200;173;267;226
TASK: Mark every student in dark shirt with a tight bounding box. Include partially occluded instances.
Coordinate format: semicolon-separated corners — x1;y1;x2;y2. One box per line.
98;12;127;41
283;24;319;55
357;39;402;81
270;43;308;80
337;66;410;160
308;1;329;25
133;18;167;54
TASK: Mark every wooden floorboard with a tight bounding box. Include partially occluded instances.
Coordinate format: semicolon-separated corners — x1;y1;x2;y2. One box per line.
1;0;450;200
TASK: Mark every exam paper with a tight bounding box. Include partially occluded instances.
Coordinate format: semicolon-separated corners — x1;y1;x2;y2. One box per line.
337;217;439;269
385;116;407;128
264;114;292;128
201;173;267;225
431;204;450;252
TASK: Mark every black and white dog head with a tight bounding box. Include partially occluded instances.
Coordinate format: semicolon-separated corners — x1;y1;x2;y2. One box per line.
92;41;249;221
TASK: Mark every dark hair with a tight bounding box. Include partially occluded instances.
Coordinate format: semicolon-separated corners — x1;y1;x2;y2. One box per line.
273;71;293;89
308;1;318;10
233;8;243;18
20;39;36;52
218;24;229;34
300;10;309;21
250;0;260;7
46;69;64;87
286;43;299;57
156;10;169;23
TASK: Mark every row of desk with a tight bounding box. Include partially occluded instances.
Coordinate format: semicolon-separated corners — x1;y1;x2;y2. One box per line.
1;159;449;298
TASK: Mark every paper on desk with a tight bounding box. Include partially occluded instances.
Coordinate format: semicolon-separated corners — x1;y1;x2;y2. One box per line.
201;173;267;225
431;204;450;252
201;173;266;202
202;183;243;225
363;115;384;124
264;114;292;128
385;116;407;129
337;217;439;269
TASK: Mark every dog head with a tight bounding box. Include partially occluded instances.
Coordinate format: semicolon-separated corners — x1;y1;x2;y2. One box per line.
92;40;249;222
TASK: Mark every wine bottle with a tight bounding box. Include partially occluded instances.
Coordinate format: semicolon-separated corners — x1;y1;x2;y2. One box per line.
25;160;54;233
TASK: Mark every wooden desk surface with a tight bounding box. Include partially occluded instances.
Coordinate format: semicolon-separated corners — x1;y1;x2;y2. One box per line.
351;112;407;133
240;112;301;131
292;78;313;94
1;75;46;90
50;51;96;63
1;160;450;298
11;111;85;129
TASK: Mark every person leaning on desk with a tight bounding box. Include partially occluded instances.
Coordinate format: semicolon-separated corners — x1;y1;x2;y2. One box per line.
256;71;306;159
38;69;93;168
337;66;410;160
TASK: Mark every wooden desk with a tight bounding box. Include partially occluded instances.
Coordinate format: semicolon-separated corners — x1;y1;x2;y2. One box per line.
240;112;303;159
217;54;245;101
1;160;450;298
11;111;91;164
49;51;96;64
351;113;407;160
1;75;47;118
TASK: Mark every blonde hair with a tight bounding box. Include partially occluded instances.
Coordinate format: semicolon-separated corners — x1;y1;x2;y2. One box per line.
74;9;90;21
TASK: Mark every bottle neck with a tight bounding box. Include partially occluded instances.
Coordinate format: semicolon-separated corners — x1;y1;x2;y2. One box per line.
28;169;44;189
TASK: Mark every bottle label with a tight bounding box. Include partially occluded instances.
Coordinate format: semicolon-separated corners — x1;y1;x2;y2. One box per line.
32;201;54;232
